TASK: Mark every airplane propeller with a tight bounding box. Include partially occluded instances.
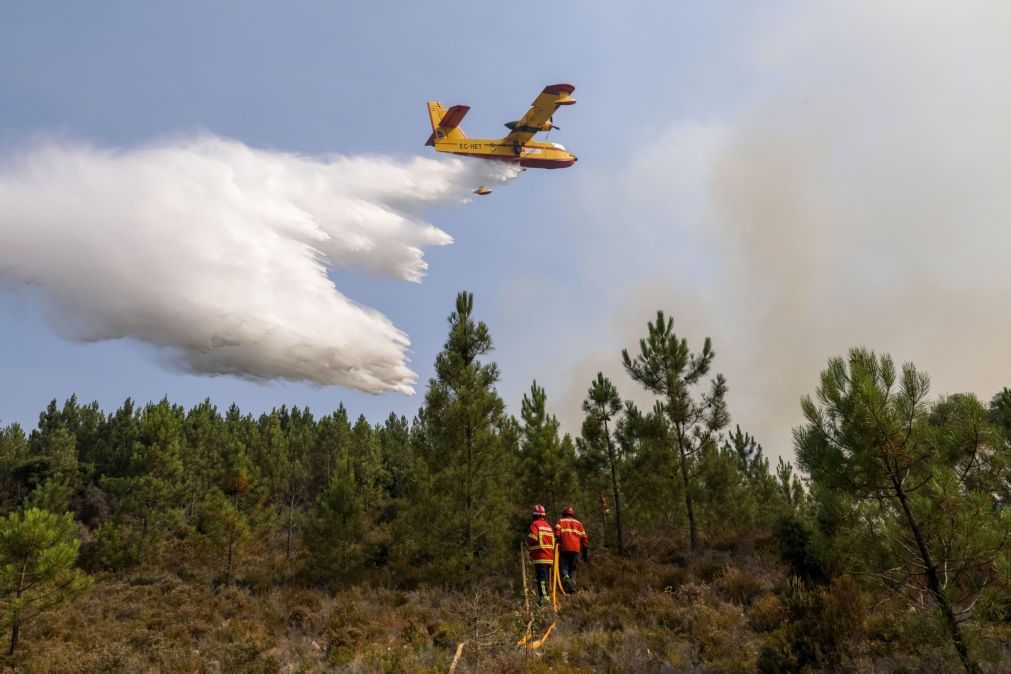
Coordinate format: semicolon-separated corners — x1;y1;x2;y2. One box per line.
545;116;558;141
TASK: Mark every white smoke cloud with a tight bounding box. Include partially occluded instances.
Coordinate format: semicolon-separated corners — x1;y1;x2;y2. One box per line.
0;135;517;393
707;2;1011;455
552;2;1011;458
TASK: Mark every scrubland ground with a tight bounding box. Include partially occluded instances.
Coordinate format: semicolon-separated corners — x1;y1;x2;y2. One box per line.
9;536;1010;673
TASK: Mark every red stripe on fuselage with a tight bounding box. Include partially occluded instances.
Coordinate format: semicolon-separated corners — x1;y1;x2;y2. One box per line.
447;152;576;169
520;157;577;169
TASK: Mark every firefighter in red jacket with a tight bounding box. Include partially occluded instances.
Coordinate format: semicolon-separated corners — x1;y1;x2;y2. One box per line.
555;506;589;593
527;504;555;603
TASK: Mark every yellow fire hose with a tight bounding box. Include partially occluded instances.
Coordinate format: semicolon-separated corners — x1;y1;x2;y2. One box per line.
550;544;567;611
518;546;566;649
518;615;556;650
528;621;556;649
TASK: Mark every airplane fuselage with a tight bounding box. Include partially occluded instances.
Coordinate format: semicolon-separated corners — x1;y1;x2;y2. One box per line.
434;138;577;169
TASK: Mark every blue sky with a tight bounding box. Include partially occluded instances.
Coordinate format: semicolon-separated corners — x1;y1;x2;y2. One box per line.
0;2;758;426
4;2;1010;458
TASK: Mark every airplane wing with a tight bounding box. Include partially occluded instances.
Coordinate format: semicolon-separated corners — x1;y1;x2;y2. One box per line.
503;84;576;146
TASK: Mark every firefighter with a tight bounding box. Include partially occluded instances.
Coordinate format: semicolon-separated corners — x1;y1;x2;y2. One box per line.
554;506;589;593
526;504;555;603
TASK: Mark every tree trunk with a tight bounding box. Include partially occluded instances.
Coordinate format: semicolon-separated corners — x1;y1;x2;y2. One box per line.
599;501;607;551
10;558;26;655
286;490;296;560
603;420;624;556
678;443;698;550
890;473;978;674
465;425;475;562
672;424;698;550
8;618;18;656
327;447;334;484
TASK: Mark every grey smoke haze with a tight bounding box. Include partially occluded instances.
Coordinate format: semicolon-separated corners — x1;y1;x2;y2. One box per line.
0;136;517;393
552;3;1011;458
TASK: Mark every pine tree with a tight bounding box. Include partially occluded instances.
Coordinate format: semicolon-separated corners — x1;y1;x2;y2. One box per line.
379;413;413;505
351;414;387;515
181;399;224;517
219;409;256;499
616;401;678;540
254;410;289;505
774;457;805;511
25;399;80;514
0;424;30;511
519;381;577;519
198;488;251;581
0;508;91;655
722;425;768;483
65;399;104;486
795;348;1011;674
95;399;140;480
988;387;1011;506
280;407;314;560
989;387;1011;436
98;399;187;563
716;425;794;531
409;292;514;580
313;405;352;496
694;439;756;543
578;373;626;556
300;474;364;587
622;311;728;550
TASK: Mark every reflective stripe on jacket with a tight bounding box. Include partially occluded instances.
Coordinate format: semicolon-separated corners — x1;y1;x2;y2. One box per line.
527;517;555;565
554;516;589;553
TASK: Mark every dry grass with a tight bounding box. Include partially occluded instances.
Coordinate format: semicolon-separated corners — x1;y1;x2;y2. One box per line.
4;542;1010;673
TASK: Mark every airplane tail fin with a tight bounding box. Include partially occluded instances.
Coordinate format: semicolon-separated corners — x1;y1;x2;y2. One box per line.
425;102;469;146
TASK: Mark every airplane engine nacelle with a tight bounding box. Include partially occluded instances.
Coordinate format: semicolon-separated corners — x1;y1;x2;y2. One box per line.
504;120;557;132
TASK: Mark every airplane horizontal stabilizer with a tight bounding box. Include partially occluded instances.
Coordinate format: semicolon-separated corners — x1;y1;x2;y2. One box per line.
439;105;470;130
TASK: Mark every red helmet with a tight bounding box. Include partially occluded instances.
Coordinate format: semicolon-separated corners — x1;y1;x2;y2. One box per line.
563;506;575;517
532;504;546;517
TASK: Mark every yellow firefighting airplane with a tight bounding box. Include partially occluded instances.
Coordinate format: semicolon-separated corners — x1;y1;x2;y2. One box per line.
425;83;577;194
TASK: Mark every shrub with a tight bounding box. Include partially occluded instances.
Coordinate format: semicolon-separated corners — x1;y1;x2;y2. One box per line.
87;518;145;572
758;575;865;670
674;580;710;604
693;550;732;583
749;593;785;632
716;565;767;606
773;515;828;584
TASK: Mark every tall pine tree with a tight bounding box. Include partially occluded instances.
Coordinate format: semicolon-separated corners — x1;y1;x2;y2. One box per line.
623;311;728;550
519;381;577;519
407;292;514;581
578;373;626;556
795;349;1011;674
